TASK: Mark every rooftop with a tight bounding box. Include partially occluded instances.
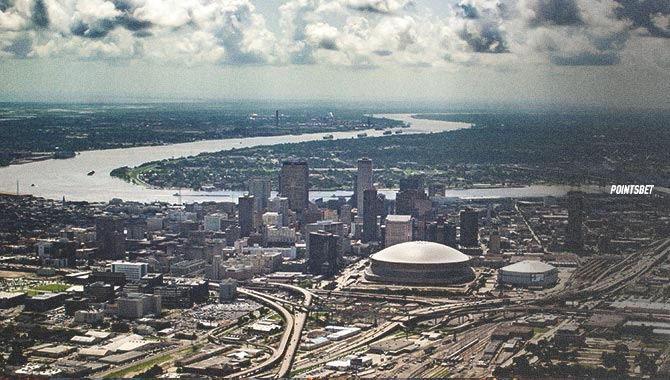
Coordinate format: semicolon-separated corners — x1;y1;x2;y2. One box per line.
371;241;469;265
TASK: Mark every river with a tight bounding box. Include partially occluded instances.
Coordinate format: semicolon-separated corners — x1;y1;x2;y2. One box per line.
0;114;603;203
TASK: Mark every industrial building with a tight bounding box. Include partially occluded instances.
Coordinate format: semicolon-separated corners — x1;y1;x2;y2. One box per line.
498;260;558;288
365;241;475;285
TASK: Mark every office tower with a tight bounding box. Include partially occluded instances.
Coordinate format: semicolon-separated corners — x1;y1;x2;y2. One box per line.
219;279;237;302
396;189;431;217
567;191;585;253
96;215;125;260
279;161;309;212
112;261;148;282
489;229;501;254
238;195;255;237
362;188;384;243
399;175;424;191
356;158;373;217
384;215;413;247
305;220;346;257
307;231;339;276
340;204;352;224
204;214;225;231
445;223;458;248
428;183;446;197
248;176;271;212
459;208;479;247
268;196;290;226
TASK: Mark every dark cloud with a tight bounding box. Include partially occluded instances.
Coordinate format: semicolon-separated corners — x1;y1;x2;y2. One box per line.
70;14;152;39
531;0;582;26
0;0;14;13
550;51;620;66
118;15;153;32
70;19;116;39
594;32;628;51
615;0;670;38
32;0;49;29
459;3;479;19
112;0;132;12
133;30;152;38
318;39;338;51
460;23;508;53
348;0;414;15
2;36;32;58
374;49;393;56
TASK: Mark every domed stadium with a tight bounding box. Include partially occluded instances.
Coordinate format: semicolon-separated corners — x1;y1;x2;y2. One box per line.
365;241;475;285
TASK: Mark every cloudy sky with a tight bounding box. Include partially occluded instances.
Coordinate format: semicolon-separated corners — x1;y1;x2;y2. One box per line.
0;0;669;108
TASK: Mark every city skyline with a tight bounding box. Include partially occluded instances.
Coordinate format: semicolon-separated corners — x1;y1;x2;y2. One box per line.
0;0;668;108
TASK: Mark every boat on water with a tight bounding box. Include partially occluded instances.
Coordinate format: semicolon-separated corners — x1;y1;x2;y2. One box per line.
323;134;334;140
357;132;368;138
87;170;95;176
394;130;403;134
383;130;392;135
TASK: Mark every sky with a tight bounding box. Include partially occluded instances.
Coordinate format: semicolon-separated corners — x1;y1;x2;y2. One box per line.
0;0;669;108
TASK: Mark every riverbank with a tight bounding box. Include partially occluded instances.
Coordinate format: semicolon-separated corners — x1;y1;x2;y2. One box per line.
0;114;472;203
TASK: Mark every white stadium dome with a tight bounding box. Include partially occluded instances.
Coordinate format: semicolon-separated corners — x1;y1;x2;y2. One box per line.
365;241;475;285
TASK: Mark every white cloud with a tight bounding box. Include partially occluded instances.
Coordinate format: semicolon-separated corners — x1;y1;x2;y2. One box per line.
0;0;665;70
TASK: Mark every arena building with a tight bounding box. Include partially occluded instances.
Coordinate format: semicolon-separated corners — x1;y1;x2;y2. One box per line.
498;260;558;288
365;241;475;285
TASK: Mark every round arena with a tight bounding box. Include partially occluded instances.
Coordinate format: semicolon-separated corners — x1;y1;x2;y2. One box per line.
365;241;475;285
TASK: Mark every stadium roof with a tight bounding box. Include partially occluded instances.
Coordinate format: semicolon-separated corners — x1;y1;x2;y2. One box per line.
371;241;469;265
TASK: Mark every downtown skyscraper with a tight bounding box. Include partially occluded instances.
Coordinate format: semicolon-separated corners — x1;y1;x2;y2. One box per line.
279;161;309;213
356;158;373;217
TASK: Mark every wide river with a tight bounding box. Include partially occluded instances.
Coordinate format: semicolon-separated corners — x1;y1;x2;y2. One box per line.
0;114;604;203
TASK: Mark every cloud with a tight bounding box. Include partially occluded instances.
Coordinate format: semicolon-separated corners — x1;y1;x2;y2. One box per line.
550;51;620;65
530;0;582;26
615;0;670;38
0;0;663;70
32;0;49;28
345;0;413;14
1;34;31;57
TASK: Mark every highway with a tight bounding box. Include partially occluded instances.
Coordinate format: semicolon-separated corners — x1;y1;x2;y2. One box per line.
221;287;294;379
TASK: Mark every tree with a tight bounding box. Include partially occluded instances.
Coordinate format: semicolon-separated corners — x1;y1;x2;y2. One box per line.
7;342;27;366
636;352;657;375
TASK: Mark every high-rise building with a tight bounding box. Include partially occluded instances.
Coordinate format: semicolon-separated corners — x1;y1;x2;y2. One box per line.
399;175;424;191
459;208;479;247
268;196;290;226
238;195;255;237
307;231;339;276
96;215;125;260
384;215;413;247
204;214;225;231
112;261;148;282
305;220;347;257
248;176;271;212
219;279;237;302
428;183;446;197
279;161;309;213
396;189;431;218
567;191;585;253
489;229;501;254
362;188;384;243
340;204;352;224
356;158;373;217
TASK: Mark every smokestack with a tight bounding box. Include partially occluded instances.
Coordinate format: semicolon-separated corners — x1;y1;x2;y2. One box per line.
275;110;279;128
